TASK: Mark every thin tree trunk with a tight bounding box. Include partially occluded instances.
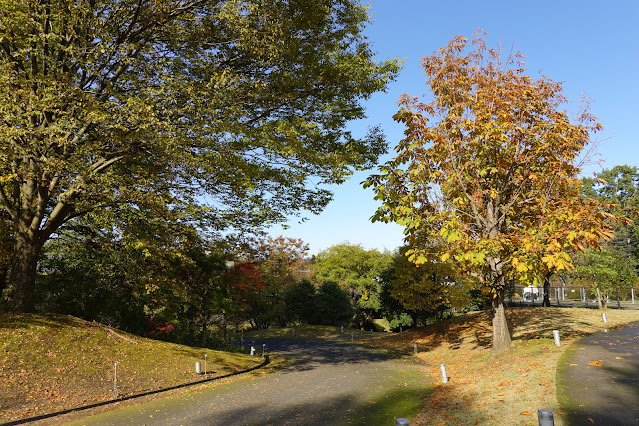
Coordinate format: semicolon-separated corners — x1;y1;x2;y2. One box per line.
2;231;40;313
596;287;603;310
491;288;512;355
542;273;551;307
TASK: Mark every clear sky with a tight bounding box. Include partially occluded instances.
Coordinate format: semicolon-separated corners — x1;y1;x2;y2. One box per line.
274;0;639;255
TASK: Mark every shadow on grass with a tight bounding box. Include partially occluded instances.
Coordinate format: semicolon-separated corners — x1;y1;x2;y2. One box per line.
366;307;629;357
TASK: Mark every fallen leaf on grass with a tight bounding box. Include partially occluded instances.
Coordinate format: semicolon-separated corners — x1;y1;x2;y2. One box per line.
569;363;578;366
616;357;624;360
520;411;532;415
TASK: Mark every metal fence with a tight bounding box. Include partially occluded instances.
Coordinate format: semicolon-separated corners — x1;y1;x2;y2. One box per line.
507;285;639;309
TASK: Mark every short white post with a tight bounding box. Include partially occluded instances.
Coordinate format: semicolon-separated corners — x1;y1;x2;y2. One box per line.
553;330;561;346
400;325;403;332
292;328;295;336
262;344;265;357
250;346;255;356
413;343;418;354
195;361;201;375
114;362;118;398
439;364;448;383
632;288;635;304
341;325;344;333
602;312;608;323
350;332;354;342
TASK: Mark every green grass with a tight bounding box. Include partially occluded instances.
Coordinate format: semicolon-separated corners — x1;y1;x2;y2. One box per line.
0;313;255;423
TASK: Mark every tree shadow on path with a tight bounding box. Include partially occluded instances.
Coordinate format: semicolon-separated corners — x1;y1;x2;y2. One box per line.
557;322;639;425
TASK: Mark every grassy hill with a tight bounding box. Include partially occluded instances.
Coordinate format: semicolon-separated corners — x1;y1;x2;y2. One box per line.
0;313;255;423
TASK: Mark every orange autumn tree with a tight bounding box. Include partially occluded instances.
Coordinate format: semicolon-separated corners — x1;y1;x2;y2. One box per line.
365;33;616;354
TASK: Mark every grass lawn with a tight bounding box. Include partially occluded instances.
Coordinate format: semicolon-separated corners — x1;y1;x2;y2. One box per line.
364;307;639;425
0;313;256;423
3;308;638;425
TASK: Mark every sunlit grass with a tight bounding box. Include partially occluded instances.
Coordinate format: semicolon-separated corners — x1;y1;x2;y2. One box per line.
364;307;639;425
0;313;255;422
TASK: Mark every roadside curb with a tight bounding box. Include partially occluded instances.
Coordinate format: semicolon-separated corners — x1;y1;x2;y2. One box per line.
1;355;270;425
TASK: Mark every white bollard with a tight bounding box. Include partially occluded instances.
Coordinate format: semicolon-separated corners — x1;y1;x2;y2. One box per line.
350;332;354;341
114;362;118;398
553;330;561;346
195;361;201;374
439;364;448;383
250;346;255;356
413;343;418;354
341;325;344;333
292;328;295;336
602;312;607;323
400;325;403;332
262;344;266;357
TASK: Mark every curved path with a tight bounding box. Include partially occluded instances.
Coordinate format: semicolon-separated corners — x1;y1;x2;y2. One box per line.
557;321;639;425
66;339;429;425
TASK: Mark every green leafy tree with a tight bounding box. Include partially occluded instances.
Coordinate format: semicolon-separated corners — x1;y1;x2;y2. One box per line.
313;243;392;329
252;236;311;327
314;281;353;326
284;280;317;324
0;0;400;312
35;225;149;333
572;248;637;309
582;165;639;265
365;33;616;353
384;247;474;324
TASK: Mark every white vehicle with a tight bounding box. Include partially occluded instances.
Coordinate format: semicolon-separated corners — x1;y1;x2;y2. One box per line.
523;285;541;301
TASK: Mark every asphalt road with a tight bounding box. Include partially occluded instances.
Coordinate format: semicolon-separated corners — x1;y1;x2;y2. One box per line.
65;339;428;426
557;321;639;425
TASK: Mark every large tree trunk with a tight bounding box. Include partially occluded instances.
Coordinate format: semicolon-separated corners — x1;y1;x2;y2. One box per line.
1;231;40;313
491;288;512;355
488;251;512;354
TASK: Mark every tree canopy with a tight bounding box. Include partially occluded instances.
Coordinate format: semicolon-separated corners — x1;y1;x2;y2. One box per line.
582;165;639;265
0;0;400;312
365;32;616;353
313;243;392;329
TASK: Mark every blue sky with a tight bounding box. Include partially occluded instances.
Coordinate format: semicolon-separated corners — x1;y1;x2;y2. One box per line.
275;0;639;255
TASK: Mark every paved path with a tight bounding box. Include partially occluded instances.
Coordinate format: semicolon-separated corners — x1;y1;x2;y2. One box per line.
66;339;428;426
557;321;639;425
